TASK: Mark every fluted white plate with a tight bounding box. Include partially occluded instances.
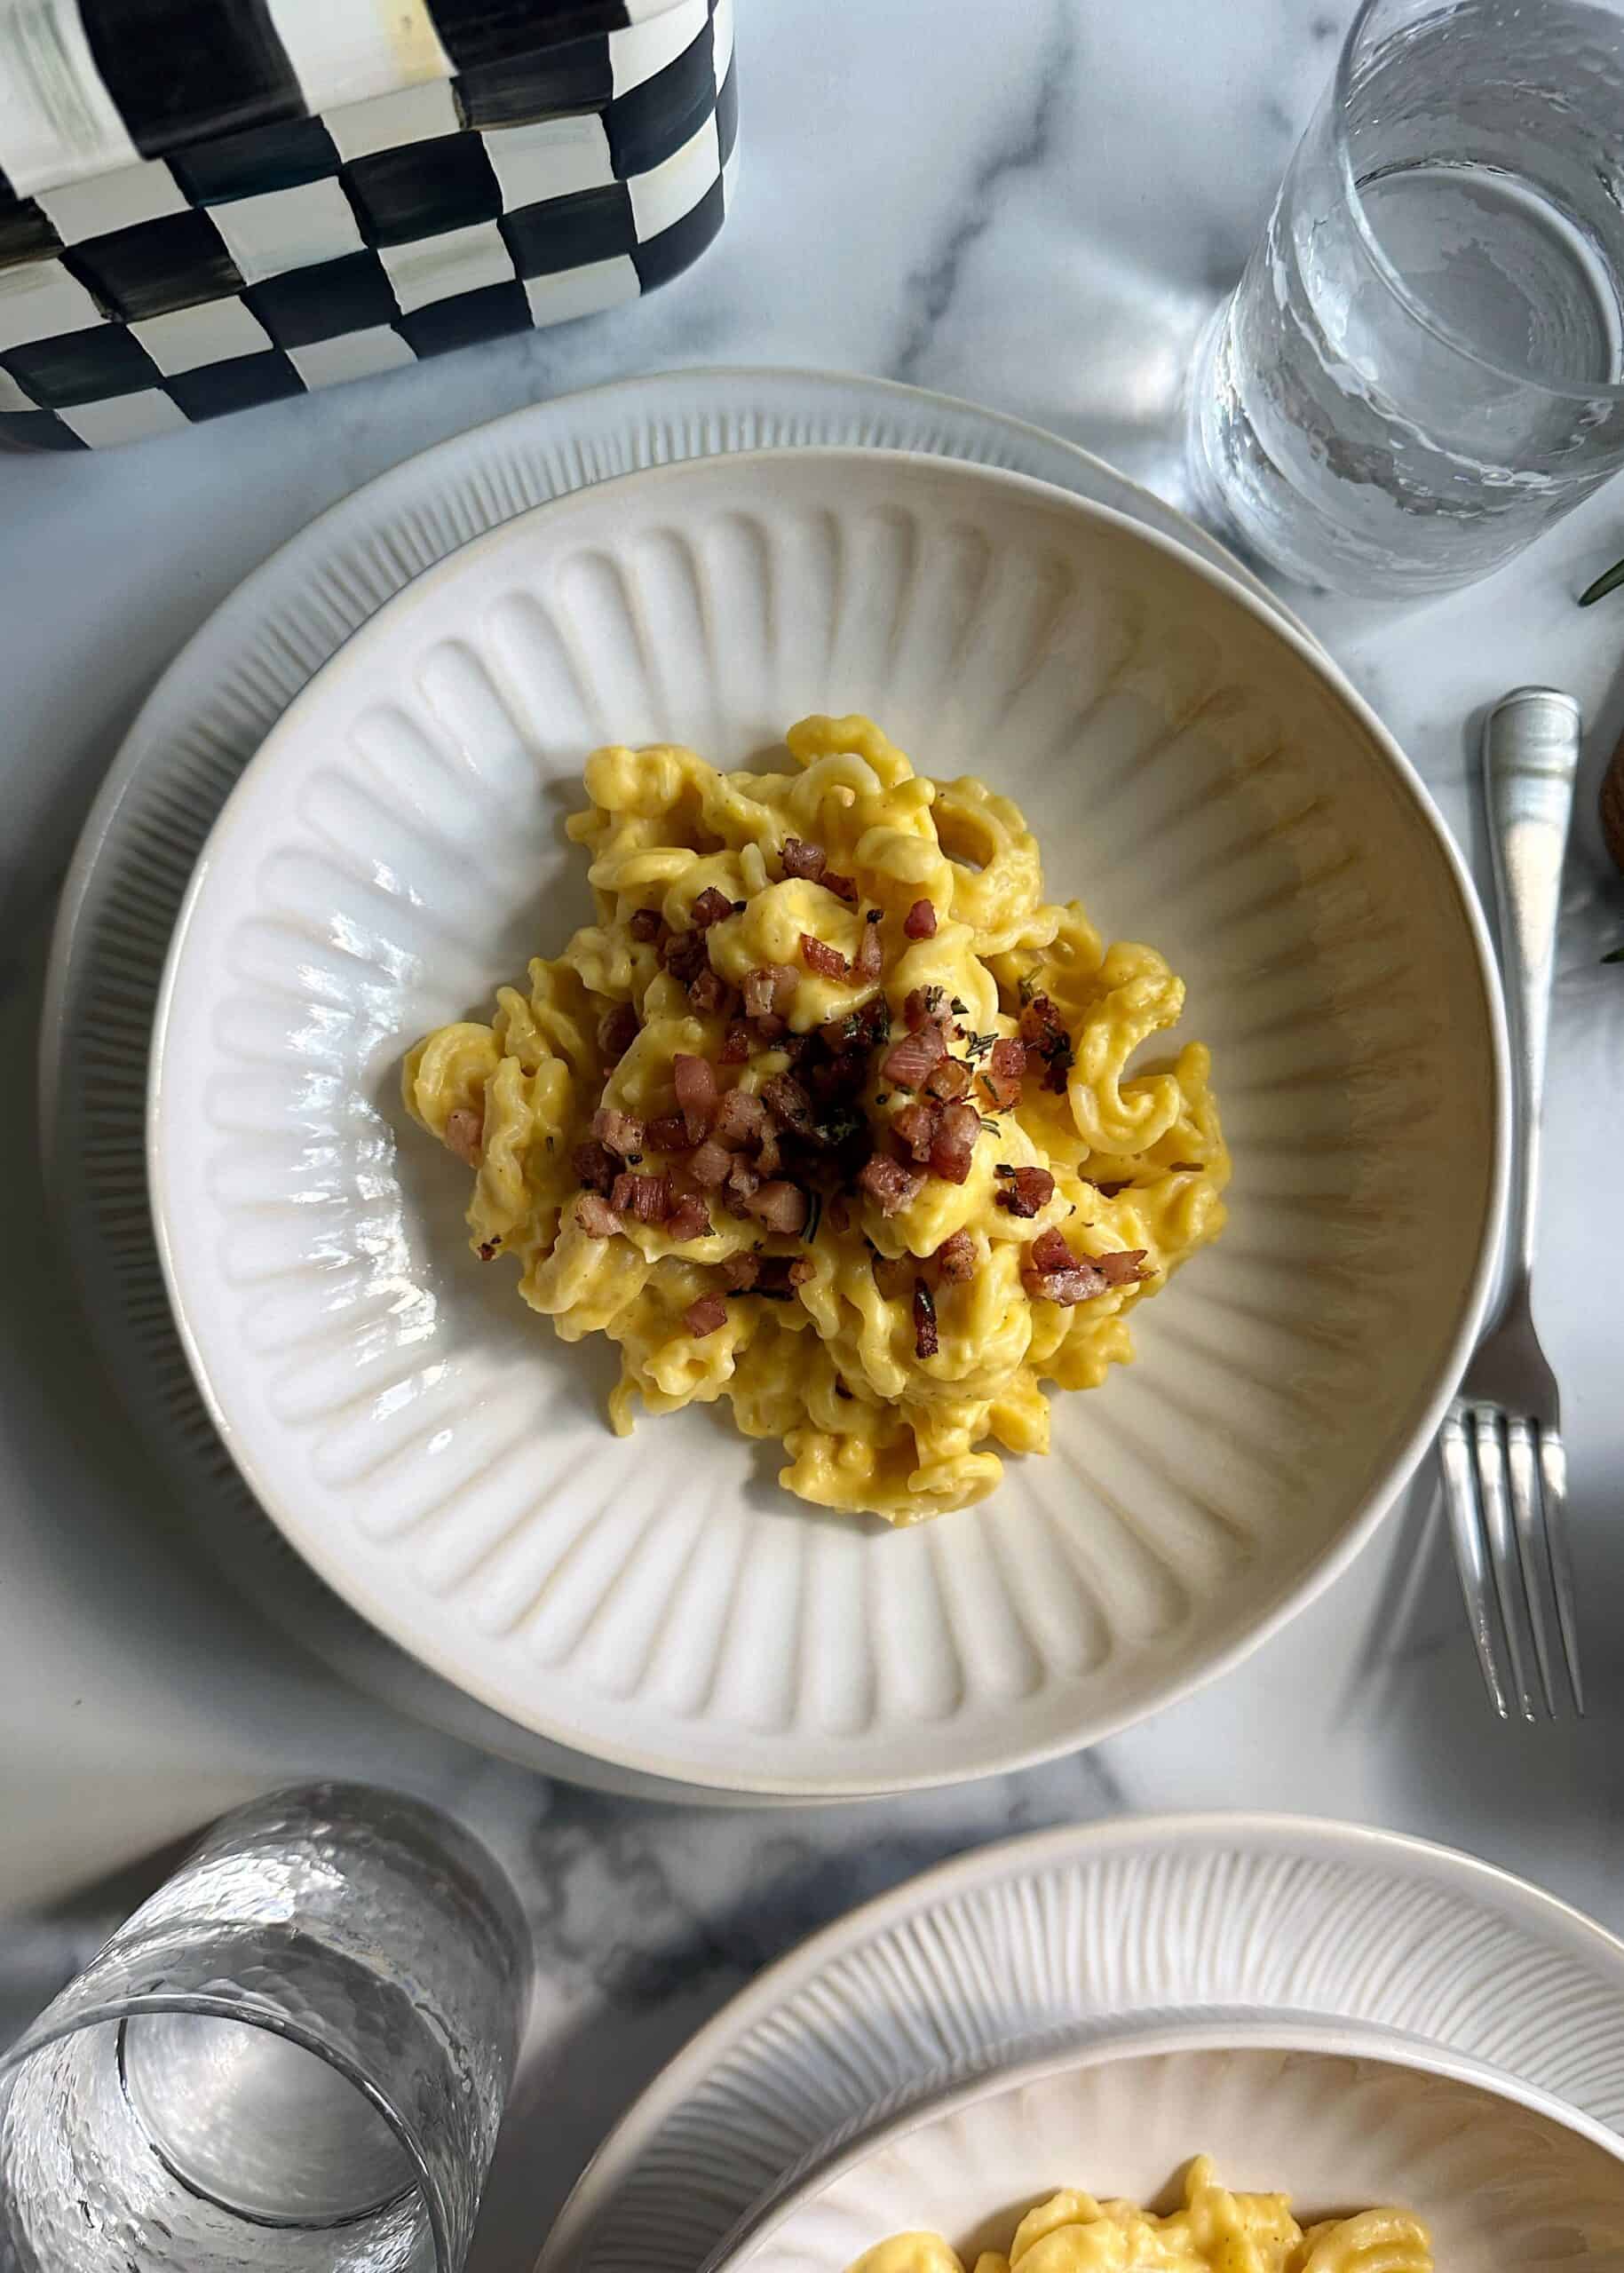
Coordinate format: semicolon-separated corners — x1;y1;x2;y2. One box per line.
722;2029;1624;2273
45;367;1305;1787
149;447;1505;1794
539;1817;1624;2273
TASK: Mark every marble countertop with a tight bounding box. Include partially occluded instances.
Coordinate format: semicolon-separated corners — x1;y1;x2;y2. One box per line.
4;0;1624;2265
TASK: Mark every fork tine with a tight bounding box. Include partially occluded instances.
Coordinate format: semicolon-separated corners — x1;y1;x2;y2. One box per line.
1439;1407;1509;1719
1505;1417;1557;1716
1537;1426;1584;1715
1470;1405;1538;1722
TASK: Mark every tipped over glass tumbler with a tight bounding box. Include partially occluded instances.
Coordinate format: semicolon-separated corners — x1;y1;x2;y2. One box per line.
1186;0;1624;596
0;1785;531;2273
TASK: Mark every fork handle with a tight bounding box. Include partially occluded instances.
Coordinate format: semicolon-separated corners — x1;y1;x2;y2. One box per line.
1483;687;1580;1294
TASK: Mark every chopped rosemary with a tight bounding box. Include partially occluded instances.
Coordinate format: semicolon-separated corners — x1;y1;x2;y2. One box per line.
818;1104;865;1149
949;996;969;1016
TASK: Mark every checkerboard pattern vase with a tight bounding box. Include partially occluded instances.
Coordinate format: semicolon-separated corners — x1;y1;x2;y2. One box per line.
0;0;736;448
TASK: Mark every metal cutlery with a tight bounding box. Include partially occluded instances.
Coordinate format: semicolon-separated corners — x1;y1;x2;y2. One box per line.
1440;685;1583;1720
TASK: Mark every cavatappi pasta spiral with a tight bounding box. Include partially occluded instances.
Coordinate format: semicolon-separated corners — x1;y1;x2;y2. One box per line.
844;2158;1432;2273
404;714;1228;1523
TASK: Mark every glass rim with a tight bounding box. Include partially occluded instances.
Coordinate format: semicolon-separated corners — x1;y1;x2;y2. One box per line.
0;1989;453;2273
1331;0;1624;404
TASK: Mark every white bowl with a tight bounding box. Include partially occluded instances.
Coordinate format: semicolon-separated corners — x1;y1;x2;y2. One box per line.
149;447;1505;1795
711;2025;1624;2273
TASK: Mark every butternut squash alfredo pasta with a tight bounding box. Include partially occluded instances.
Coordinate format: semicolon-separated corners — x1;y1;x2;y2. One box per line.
844;2159;1432;2273
404;715;1228;1523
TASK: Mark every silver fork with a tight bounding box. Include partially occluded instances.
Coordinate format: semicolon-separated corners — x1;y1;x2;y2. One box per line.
1440;686;1583;1721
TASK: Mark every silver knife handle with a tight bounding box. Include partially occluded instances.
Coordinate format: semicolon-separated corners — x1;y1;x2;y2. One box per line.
1482;686;1580;1292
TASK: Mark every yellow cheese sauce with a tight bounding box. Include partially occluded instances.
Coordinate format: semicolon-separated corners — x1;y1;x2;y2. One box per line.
405;714;1228;1522
844;2159;1431;2273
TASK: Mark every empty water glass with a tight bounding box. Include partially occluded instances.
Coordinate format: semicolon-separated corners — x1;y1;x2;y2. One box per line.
0;1784;531;2273
1186;0;1624;595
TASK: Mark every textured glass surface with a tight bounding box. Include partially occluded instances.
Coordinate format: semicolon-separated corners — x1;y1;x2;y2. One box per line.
0;1786;530;2272
1187;0;1624;593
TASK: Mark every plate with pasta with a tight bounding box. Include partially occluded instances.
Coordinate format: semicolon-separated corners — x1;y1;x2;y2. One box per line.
149;447;1505;1794
703;2029;1624;2273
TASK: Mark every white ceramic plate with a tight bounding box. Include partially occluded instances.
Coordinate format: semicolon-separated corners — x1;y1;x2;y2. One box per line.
44;368;1305;1787
722;2029;1624;2273
539;1816;1624;2273
148;447;1505;1795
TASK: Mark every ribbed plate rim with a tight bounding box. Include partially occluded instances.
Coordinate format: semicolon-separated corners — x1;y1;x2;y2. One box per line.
30;369;1381;1792
144;444;1510;1797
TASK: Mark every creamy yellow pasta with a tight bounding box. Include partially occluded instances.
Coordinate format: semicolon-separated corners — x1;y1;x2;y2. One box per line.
844;2158;1431;2273
404;714;1228;1523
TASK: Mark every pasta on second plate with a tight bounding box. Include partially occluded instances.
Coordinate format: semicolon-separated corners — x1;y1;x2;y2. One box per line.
844;2158;1432;2273
405;714;1227;1522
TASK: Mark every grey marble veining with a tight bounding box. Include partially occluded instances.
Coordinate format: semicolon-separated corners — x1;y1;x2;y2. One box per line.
4;1;1624;2269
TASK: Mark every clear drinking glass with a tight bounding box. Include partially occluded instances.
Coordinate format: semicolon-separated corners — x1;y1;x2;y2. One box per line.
1186;0;1624;595
0;1785;531;2273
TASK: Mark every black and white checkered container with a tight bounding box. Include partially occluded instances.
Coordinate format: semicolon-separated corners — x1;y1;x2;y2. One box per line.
0;0;736;448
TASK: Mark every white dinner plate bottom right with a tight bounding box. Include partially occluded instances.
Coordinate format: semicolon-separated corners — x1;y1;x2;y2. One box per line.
538;1814;1624;2273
